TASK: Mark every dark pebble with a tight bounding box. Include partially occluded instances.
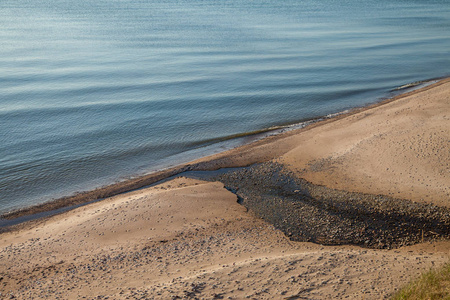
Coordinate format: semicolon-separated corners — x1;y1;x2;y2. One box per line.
205;162;450;249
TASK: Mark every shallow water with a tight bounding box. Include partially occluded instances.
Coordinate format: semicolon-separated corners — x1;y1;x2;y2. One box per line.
1;0;449;213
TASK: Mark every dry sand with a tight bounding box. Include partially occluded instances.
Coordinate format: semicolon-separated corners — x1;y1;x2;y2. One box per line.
279;80;450;208
1;79;449;299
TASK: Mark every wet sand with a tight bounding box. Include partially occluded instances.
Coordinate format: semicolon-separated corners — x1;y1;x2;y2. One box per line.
1;78;449;299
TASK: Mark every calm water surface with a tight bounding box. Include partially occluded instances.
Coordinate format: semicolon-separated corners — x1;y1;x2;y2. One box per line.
1;0;449;213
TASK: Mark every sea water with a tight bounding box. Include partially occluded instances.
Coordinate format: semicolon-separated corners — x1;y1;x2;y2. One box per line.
1;0;449;213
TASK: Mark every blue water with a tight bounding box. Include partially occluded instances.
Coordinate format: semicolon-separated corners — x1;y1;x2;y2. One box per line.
1;0;449;213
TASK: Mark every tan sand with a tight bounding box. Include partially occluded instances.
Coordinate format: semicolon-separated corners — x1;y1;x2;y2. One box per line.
279;80;450;208
1;177;449;299
1;79;449;299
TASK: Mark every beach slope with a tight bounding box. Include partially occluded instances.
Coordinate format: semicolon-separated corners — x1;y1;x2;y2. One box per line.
1;79;449;299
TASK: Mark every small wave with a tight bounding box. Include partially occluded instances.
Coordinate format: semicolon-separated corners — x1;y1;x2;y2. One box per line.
392;81;426;91
195;109;353;149
391;78;441;92
188;126;287;147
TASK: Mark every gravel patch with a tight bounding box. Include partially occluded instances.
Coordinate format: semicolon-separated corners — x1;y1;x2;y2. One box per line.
209;162;450;249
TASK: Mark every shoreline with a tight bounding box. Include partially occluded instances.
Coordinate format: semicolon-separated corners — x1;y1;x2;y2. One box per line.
1;77;449;299
1;76;448;224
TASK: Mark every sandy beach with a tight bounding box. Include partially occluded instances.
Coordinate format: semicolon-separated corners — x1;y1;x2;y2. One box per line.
1;79;449;299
